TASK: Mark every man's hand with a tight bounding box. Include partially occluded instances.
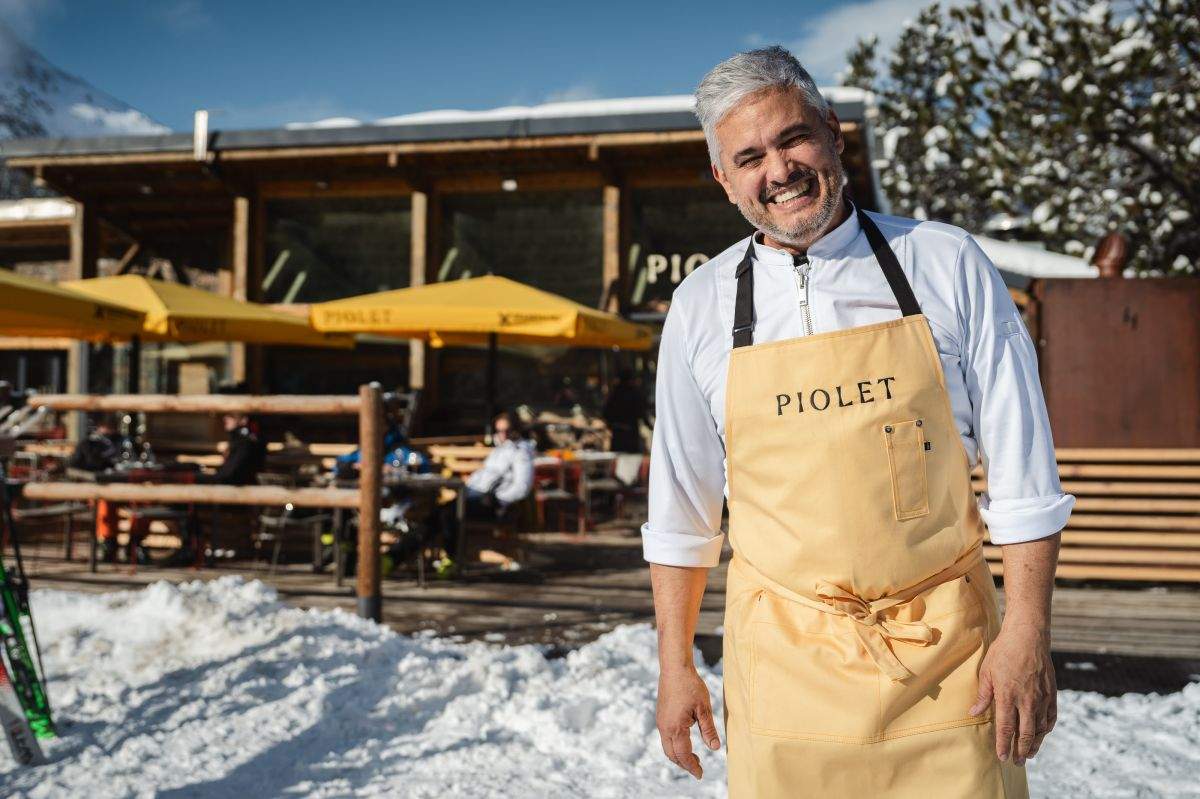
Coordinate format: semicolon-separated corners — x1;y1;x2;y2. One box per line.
656;666;721;780
969;623;1057;765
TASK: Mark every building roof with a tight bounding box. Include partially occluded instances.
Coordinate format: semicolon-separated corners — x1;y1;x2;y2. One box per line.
975;235;1098;290
0;90;869;159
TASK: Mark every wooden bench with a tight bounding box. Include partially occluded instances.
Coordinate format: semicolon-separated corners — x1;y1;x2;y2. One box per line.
976;448;1200;582
427;444;491;478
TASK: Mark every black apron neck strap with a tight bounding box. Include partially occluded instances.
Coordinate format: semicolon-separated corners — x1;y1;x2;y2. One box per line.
855;207;922;317
732;236;756;348
729;208;922;349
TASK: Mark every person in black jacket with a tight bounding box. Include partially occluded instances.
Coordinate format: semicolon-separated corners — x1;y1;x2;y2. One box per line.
68;417;121;473
602;369;650;454
200;412;266;485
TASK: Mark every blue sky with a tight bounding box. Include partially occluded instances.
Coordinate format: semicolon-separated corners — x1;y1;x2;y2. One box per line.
5;0;940;132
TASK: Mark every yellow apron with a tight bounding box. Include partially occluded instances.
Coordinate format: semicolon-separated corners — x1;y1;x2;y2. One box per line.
721;208;1028;798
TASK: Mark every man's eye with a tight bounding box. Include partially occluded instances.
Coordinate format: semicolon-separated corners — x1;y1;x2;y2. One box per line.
739;155;762;167
784;135;808;147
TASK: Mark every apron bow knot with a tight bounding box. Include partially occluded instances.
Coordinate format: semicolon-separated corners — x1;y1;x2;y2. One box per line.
814;580;936;682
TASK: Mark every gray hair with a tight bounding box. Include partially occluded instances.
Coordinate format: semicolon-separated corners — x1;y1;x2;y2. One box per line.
694;46;830;166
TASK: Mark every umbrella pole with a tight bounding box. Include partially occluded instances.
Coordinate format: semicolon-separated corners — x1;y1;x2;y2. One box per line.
128;335;141;394
486;332;498;433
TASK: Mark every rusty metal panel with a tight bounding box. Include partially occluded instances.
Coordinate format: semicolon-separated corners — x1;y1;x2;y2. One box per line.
1035;278;1200;448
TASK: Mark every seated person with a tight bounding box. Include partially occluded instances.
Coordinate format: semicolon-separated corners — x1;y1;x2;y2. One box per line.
334;419;431;476
71;417;124;562
199;412;267;486
69;416;120;473
386;412;535;573
463;412;535;520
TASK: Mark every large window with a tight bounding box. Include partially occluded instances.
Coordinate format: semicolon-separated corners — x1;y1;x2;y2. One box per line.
264;196;412;303
439;190;603;306
627;185;751;314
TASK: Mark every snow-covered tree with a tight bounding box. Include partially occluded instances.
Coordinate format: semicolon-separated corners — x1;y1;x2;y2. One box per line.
845;0;1199;274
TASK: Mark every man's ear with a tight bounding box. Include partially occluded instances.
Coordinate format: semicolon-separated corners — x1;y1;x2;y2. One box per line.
711;162;738;205
827;108;845;155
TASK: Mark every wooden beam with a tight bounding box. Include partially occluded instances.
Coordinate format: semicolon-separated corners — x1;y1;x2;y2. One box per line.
0;338;74;351
601;182;621;313
229;195;251;384
249;192;266;391
28;393;362;415
24;482;359;509
6;151;197;168
260;177;413;198
434;170;603;194
0;217;73;231
409;189;429;389
66;200;100;440
357;382;384;621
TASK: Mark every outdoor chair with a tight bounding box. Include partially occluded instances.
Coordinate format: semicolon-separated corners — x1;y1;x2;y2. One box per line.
573;454;623;533
10;500;91;560
533;457;581;532
254;472;332;574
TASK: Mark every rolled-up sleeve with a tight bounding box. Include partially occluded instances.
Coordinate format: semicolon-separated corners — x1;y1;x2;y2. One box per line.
957;235;1075;544
641;300;728;567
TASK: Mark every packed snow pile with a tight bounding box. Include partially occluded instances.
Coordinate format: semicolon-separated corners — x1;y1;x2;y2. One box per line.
1;578;1197;798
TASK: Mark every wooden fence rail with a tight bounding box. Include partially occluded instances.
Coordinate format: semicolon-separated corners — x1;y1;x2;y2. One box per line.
22;483;359;509
21;386;385;620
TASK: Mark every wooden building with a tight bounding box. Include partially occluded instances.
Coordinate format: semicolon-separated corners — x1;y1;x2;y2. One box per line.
0;92;882;430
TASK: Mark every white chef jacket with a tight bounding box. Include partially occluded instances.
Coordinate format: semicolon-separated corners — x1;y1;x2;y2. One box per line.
642;204;1075;568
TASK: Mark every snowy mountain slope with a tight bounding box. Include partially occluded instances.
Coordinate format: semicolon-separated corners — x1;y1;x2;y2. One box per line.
0;20;167;140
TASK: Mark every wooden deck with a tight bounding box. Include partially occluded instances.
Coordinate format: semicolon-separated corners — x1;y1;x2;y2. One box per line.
18;534;1200;662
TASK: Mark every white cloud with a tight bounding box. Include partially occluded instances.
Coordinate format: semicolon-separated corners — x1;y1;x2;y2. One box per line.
744;0;974;84
154;0;213;34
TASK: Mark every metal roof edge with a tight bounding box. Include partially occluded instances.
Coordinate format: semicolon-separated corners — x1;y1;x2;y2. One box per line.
0;97;867;160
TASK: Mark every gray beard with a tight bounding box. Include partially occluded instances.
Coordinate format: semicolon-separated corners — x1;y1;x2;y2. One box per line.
735;161;847;248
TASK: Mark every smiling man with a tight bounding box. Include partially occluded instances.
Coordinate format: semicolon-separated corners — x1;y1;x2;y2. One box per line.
644;47;1073;798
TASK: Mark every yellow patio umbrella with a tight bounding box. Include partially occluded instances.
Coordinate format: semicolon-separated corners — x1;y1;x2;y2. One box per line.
63;275;351;348
309;275;654;350
310;275;654;423
0;268;145;341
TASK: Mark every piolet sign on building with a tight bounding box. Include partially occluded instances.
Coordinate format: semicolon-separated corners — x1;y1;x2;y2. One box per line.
628;246;711;308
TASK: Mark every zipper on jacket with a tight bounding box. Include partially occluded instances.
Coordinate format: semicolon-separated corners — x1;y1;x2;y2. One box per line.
793;254;813;336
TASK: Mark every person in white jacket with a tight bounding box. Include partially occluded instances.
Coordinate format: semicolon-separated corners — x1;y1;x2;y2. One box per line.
465;412;536;511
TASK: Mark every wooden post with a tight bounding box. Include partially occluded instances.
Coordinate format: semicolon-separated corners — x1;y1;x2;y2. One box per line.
356;382;384;622
230;195;250;385
602;182;621;313
409;190;428;389
67;200;100;440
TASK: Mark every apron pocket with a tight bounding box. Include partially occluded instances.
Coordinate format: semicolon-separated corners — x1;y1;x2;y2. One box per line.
883;419;930;521
878;569;991;738
749;597;882;742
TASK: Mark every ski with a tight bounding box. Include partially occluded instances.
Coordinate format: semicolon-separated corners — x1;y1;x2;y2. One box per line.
0;657;44;766
0;453;55;743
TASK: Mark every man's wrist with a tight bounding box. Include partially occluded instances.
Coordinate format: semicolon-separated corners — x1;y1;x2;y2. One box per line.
999;613;1052;635
659;659;697;677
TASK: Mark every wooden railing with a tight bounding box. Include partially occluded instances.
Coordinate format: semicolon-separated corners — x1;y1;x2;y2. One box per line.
22;388;387;619
977;448;1200;582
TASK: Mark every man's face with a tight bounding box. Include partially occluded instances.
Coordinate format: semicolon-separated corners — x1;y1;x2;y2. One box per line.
222;414;243;432
493;420;510;442
711;86;847;249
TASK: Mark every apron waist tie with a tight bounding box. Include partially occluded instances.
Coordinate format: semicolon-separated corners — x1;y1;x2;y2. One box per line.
732;544;985;682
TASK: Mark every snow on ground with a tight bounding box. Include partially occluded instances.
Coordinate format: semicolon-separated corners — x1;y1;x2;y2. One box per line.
2;578;1197;798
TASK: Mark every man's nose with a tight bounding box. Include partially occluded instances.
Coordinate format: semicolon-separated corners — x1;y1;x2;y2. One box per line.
763;149;793;189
